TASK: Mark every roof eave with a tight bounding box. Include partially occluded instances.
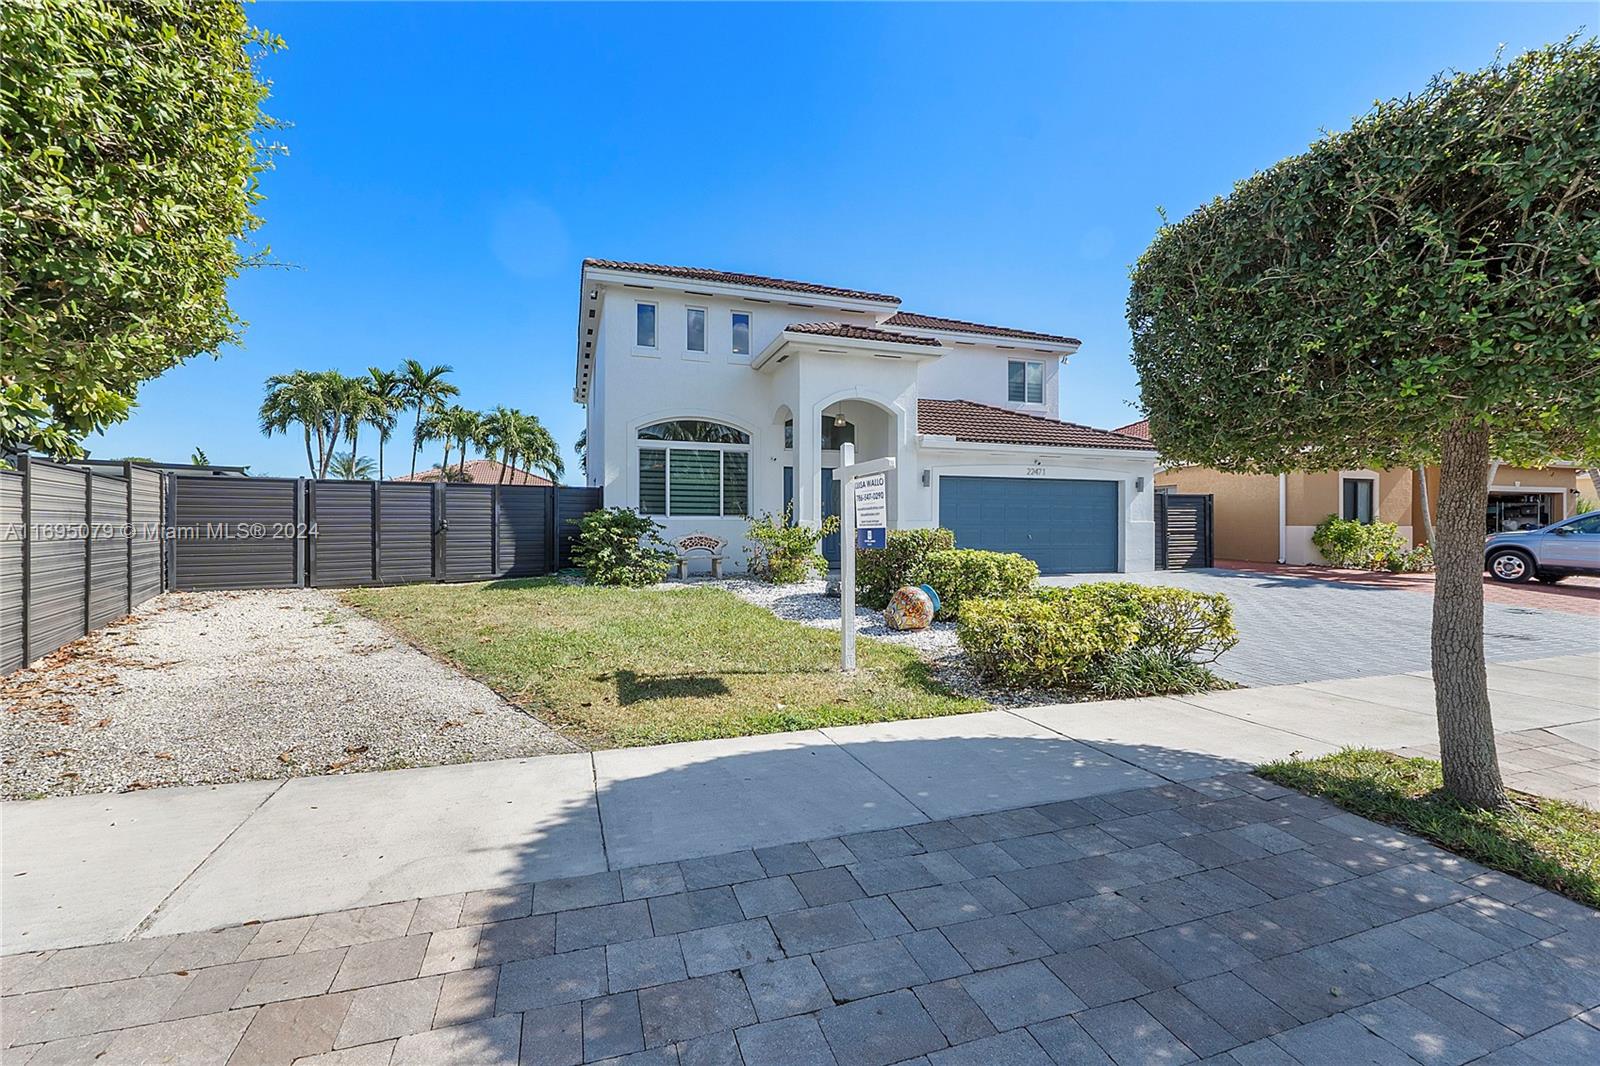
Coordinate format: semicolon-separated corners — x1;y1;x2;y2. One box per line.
916;435;1159;459
752;330;944;371
583;264;901;314
889;327;1081;354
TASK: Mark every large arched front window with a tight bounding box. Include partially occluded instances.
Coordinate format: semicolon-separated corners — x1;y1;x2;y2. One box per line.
638;420;750;517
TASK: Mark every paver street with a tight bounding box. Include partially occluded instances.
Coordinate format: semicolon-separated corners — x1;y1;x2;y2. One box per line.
4;772;1597;1064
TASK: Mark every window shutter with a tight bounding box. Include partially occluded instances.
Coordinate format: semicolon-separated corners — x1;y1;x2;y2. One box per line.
669;450;721;516
639;449;667;514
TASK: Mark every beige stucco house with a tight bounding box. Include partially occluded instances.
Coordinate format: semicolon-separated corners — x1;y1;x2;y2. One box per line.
1115;419;1600;565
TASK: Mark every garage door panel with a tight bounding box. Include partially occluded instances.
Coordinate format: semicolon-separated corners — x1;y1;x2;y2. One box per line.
938;476;1118;574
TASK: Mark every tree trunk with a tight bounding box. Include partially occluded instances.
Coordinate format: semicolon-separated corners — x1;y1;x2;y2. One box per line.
1431;423;1506;809
411;405;422;478
348;425;360;479
377;431;386;481
459;436;469;477
303;427;316;478
1415;465;1436;545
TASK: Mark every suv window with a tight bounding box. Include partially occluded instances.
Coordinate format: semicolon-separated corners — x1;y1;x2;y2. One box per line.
1563;514;1600;534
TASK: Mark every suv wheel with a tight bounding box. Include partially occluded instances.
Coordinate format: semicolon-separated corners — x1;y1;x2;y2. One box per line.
1487;549;1534;583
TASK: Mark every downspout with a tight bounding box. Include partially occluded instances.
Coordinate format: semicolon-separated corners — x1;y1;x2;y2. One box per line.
1277;473;1287;564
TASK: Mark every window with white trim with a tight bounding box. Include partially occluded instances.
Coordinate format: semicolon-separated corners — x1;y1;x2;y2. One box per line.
1008;360;1044;404
731;312;751;357
686;307;706;352
637;420;749;517
1342;478;1376;524
636;302;657;348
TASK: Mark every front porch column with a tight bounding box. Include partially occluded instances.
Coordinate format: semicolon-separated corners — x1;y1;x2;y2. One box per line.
791;404;822;527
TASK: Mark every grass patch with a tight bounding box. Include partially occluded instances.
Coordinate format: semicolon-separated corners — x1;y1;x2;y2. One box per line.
1258;748;1600;908
341;579;984;747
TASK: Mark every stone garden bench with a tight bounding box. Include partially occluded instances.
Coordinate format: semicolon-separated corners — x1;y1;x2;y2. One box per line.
674;533;727;579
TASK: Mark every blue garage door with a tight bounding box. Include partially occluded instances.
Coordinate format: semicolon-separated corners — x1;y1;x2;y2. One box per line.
939;476;1119;574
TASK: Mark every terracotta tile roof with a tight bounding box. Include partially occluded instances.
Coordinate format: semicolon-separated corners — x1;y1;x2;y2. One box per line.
1112;419;1151;441
784;322;943;347
918;399;1158;451
394;459;554;486
584;259;899;304
884;311;1080;346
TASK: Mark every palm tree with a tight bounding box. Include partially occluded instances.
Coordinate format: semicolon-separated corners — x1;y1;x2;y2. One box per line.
260;370;330;477
517;413;564;483
397;360;458;478
333;375;378;478
191;446;209;466
365;368;404;480
575;428;586;478
438;406;482;478
414;408;447;472
330;452;375;480
479;407;525;483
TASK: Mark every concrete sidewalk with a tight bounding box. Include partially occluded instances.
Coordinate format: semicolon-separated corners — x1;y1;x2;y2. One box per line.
3;655;1594;955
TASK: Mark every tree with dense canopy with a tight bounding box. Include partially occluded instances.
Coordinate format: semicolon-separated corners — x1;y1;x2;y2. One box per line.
1;0;279;456
1128;39;1600;808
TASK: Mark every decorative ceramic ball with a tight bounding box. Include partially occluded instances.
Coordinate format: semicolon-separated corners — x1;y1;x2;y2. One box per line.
884;585;936;631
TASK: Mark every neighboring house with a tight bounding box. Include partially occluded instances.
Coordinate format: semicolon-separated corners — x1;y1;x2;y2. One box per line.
576;260;1158;574
395;460;553;487
75;458;251;478
1120;419;1600;565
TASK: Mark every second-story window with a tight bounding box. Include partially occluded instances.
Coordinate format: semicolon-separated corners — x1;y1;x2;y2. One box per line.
1008;360;1044;404
731;312;751;357
636;302;657;348
686;307;706;353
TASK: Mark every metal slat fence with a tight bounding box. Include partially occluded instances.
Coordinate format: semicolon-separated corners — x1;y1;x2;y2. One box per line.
2;457;168;674
3;465;602;674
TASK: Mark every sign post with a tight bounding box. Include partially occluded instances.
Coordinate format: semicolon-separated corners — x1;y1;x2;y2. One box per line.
833;443;895;672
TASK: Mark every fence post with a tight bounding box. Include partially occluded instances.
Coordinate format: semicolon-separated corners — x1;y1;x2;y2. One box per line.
490;483;500;577
84;466;93;633
371;480;381;584
164;473;177;591
302;479;314;588
124;460;135;615
19;453;31;666
433;482;447;581
544;485;558;574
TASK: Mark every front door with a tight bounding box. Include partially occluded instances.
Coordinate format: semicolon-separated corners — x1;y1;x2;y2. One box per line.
783;467;843;568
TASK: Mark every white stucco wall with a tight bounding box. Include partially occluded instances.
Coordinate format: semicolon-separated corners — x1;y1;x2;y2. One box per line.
583;280;1151;573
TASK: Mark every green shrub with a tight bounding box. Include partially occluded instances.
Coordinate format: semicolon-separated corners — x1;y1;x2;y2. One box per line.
1384;544;1435;573
914;549;1038;620
956;594;1139;689
959;582;1238;691
856;527;955;609
745;508;839;584
570;508;674;587
1047;582;1238;664
1311;515;1406;569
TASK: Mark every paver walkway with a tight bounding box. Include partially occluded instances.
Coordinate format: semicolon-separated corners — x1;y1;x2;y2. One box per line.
3;656;1594;960
4;773;1597;1065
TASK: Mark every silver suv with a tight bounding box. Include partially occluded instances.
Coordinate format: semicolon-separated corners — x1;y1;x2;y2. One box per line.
1485;512;1600;584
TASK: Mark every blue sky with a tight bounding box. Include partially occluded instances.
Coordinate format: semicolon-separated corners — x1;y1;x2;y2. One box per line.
90;2;1592;479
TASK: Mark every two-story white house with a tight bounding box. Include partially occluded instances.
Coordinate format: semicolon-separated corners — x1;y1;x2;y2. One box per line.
575;259;1158;574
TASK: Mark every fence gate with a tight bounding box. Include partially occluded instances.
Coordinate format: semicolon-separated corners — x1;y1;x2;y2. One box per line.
1155;491;1214;569
169;476;305;591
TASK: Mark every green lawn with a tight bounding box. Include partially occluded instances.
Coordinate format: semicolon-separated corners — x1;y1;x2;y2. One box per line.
341;579;984;748
1258;748;1600;908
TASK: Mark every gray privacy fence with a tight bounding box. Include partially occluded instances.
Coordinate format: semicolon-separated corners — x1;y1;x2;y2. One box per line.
1;456;168;674
168;477;603;592
2;464;602;674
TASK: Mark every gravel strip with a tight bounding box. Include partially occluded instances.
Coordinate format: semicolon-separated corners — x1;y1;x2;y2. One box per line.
1;589;579;800
689;577;1086;708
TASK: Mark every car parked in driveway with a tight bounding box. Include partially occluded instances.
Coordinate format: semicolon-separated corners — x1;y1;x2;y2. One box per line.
1485;512;1600;583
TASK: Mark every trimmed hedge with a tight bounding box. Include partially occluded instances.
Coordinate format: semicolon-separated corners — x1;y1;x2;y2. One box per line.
959;582;1238;693
957;594;1139;689
915;549;1038;621
857;527;955;609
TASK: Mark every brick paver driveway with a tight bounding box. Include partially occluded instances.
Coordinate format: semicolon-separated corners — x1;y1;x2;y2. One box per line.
4;772;1597;1065
1041;568;1600;687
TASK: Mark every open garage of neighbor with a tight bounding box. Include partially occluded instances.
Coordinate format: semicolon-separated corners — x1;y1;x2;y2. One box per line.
937;475;1120;574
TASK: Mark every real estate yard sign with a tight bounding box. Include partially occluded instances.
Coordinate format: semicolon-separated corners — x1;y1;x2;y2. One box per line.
855;474;887;550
